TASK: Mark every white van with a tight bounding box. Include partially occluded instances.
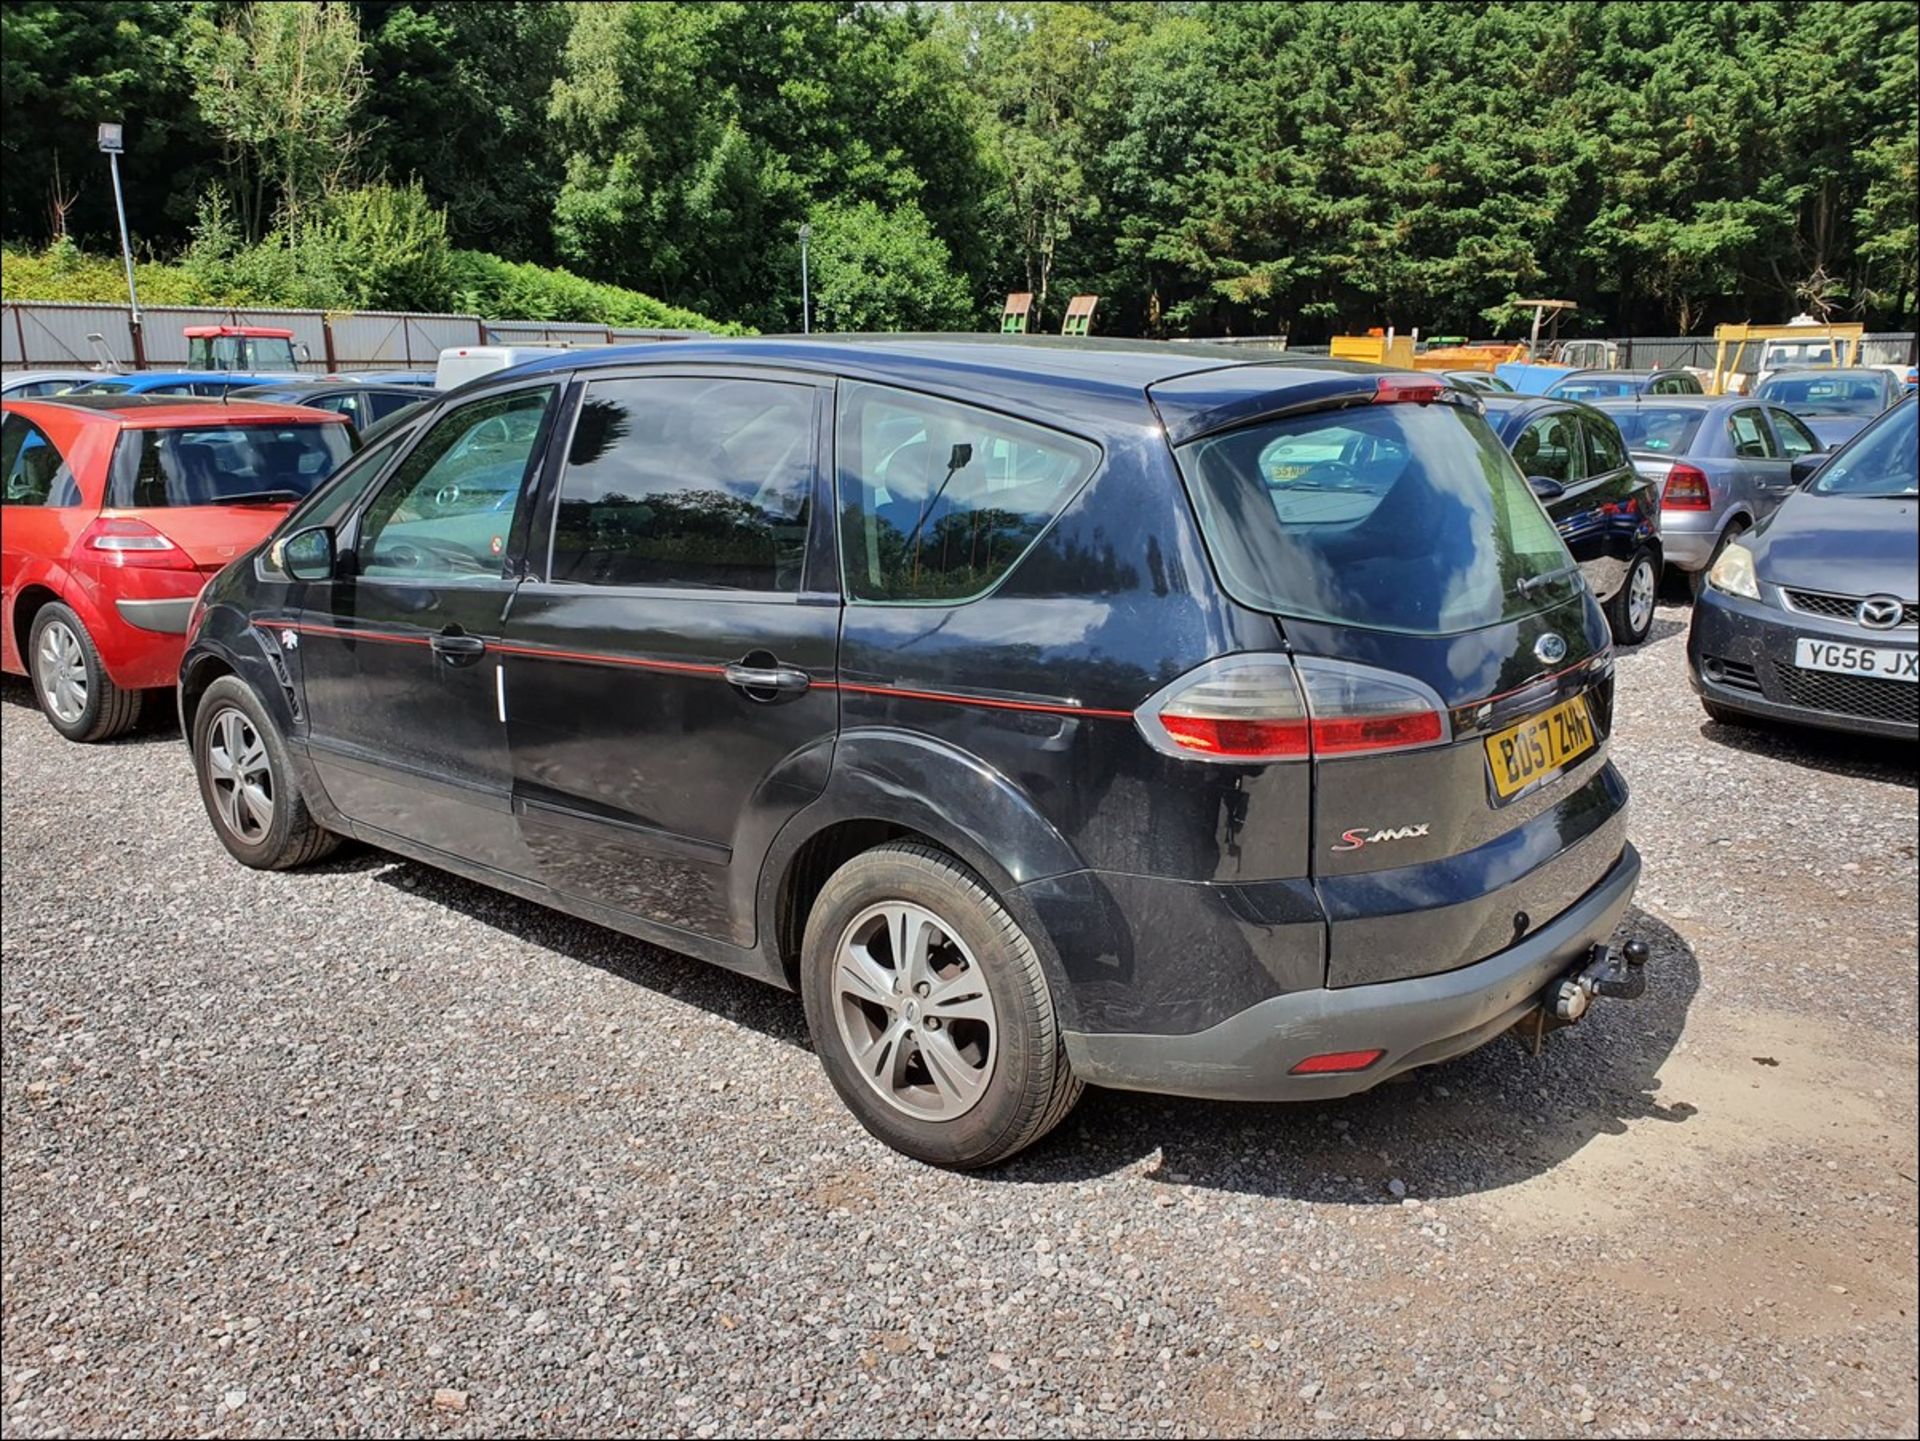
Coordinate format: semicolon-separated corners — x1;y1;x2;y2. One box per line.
434;346;568;391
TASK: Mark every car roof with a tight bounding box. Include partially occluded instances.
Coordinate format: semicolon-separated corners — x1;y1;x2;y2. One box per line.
1475;392;1615;427
233;380;419;396
1756;366;1891;379
4;394;351;428
488;334;1412;436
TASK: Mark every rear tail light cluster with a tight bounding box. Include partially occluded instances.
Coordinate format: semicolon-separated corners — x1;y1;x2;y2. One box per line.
80;517;196;570
1136;655;1450;763
1661;464;1712;511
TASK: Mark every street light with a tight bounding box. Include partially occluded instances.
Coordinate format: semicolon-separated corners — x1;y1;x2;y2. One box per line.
799;223;812;335
98;122;140;326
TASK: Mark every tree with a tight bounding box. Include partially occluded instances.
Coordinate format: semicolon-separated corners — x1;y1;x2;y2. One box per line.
354;1;570;263
0;1;217;251
806;199;971;331
946;3;1117;330
185;0;368;241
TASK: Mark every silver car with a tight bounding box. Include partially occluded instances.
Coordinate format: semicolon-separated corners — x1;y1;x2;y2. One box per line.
1590;397;1824;592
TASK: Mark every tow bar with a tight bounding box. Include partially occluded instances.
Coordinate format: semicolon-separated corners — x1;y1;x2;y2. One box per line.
1520;938;1650;1054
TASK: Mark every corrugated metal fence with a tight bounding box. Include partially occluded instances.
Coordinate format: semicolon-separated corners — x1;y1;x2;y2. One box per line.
4;299;1914;373
0;300;489;372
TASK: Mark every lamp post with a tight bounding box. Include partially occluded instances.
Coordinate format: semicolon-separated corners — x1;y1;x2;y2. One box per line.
799;223;812;335
98;122;140;327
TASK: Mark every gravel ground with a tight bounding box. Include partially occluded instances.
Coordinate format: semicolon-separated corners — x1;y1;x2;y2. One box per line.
3;599;1916;1439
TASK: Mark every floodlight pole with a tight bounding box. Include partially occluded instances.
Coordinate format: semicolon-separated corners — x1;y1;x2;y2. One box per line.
99;123;140;326
799;223;812;335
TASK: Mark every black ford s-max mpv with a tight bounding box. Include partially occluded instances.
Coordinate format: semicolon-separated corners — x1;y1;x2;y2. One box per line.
180;337;1646;1166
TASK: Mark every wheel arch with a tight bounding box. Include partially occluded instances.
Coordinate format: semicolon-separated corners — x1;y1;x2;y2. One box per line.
757;729;1086;1026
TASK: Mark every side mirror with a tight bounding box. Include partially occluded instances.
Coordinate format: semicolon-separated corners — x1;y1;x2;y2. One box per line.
1527;475;1567;502
280;525;336;582
1790;453;1826;486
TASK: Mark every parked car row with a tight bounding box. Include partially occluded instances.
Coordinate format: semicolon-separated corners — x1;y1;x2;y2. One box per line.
2;340;1911;1171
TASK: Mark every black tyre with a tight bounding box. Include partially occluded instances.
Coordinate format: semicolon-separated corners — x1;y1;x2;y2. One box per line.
28;602;142;742
801;842;1081;1168
1604;548;1659;646
191;675;340;870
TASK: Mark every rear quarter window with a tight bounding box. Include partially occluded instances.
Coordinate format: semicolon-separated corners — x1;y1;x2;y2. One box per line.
836;382;1100;603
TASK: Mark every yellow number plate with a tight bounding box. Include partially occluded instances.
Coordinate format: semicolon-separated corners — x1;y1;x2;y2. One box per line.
1484;694;1596;801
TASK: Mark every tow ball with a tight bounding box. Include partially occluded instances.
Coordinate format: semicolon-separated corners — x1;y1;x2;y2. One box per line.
1519;939;1650;1055
1553;938;1650;1022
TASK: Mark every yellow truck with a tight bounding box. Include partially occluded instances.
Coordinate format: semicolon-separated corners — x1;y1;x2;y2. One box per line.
1707;318;1864;395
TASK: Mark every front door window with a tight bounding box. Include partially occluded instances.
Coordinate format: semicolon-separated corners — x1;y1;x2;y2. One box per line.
356;387;555;579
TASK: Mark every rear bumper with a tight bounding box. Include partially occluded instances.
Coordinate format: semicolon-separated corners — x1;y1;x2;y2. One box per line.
1663;527;1716;572
1062;842;1641;1102
114;597;194;634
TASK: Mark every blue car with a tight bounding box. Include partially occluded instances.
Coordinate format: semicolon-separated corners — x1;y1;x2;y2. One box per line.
65;371;290;399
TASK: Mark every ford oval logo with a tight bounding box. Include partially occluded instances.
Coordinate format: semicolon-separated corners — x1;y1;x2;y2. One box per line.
1535;633;1569;665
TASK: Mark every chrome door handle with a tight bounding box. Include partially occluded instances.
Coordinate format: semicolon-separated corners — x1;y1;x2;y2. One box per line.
723;662;810;696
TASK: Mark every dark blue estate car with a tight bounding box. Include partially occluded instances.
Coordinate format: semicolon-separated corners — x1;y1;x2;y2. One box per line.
1479;394;1663;646
178;338;1645;1166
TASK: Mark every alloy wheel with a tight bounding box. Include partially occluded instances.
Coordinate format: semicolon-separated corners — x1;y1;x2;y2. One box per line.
205;706;275;843
34;619;89;725
832;901;999;1121
1627;556;1657;635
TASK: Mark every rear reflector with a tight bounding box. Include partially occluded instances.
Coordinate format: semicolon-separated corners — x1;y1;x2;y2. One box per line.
1290;1048;1385;1075
1661;463;1711;511
1372;377;1445;405
1136;655;1450;763
79;516;197;570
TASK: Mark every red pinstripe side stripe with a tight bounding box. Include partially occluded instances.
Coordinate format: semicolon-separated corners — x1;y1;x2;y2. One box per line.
490;640;726;678
835;680;1134;720
256;620;1133;720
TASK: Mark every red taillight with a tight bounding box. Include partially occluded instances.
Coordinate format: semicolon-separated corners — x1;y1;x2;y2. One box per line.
1372;376;1445;405
1661;463;1711;511
1311;710;1446;755
1158;713;1311;759
80;516;197;570
1290;1048;1385;1075
1137;656;1450;763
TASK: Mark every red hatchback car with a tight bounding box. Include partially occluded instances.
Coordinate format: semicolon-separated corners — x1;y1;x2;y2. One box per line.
2;395;353;740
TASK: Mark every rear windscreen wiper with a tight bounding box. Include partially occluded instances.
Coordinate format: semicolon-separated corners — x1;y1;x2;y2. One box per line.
1514;563;1581;597
218;489;303;505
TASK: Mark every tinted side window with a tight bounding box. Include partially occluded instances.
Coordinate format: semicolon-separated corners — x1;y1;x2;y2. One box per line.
837;381;1101;603
1581;416;1628;475
1768;408;1819;459
549;376;816;592
1728;408;1776;459
1;414;79;507
357;387;554;579
1510;412;1581;484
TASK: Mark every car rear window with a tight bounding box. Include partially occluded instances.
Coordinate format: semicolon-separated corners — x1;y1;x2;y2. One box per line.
1602;406;1703;453
1549;378;1638;402
1174;401;1574;635
108;423;352;507
1753;373;1889;416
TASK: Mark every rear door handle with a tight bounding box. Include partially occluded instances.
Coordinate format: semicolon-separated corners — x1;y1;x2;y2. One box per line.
723;662;810;697
431;631;487;665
